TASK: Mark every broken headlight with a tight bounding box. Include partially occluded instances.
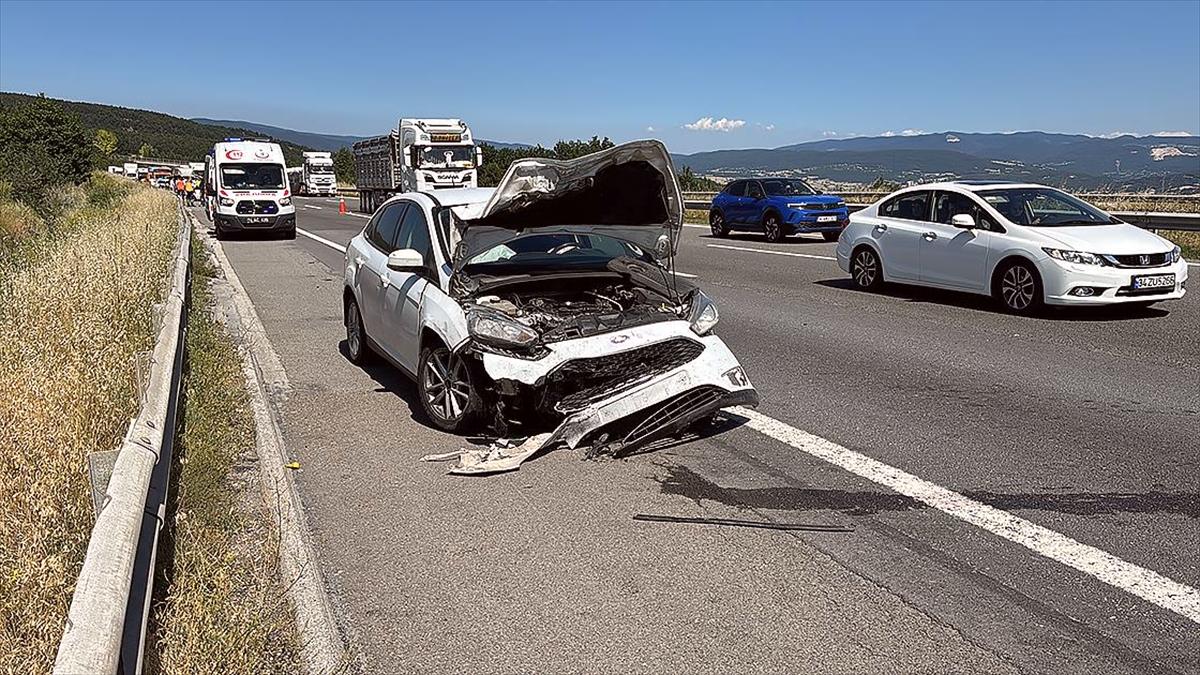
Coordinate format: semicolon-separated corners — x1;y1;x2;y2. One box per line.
467;310;540;347
688;290;719;335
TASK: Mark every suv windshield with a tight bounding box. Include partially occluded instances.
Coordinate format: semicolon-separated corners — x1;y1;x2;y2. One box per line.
220;163;285;189
976;188;1116;226
762;179;817;196
464;233;654;273
417;145;475;168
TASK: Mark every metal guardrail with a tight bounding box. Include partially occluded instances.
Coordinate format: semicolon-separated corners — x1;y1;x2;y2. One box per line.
54;203;192;674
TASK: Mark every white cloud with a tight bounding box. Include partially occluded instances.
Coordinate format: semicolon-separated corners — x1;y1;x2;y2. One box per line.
822;130;838;137
683;116;746;132
880;128;925;138
758;123;776;131
646;125;655;132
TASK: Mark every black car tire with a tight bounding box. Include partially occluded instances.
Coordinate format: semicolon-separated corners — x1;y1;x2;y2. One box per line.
282;227;296;240
850;246;885;291
345;297;373;365
418;345;483;433
994;260;1044;314
710;210;729;237
822;231;840;242
763;213;784;242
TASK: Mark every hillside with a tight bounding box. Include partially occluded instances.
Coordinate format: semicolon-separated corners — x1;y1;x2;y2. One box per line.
0;92;312;164
192;117;531;151
675;131;1200;191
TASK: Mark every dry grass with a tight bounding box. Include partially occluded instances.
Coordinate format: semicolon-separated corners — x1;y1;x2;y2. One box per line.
146;241;302;673
0;178;178;671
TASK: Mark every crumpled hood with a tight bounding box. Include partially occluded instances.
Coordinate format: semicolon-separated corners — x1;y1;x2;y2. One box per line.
1035;223;1172;254
452;140;684;271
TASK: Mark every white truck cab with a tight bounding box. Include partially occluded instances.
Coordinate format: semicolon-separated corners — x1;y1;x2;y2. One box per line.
204;139;296;239
299;151;337;196
352;118;483;213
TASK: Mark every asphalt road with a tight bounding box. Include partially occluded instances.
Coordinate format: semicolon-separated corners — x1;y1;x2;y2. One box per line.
199;197;1199;673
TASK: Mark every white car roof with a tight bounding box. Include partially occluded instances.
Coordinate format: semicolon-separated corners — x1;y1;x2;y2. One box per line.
901;181;1049;193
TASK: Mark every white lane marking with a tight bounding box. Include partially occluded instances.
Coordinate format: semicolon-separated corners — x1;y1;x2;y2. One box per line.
708;243;836;261
730;405;1200;623
303;204;322;210
296;228;347;253
1188;261;1198;268
684;223;708;230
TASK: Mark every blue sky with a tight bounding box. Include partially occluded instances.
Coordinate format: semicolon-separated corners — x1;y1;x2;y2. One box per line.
1;0;1197;153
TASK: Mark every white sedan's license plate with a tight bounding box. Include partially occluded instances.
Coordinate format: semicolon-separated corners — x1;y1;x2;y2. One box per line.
817;215;838;223
1132;273;1174;289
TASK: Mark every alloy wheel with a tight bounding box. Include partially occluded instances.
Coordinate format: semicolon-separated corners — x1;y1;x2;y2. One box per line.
764;215;782;242
710;212;725;237
346;302;363;357
1001;265;1036;310
422;349;471;423
852;249;878;288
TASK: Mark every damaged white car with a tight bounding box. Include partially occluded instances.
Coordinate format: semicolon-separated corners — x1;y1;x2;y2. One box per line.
342;140;758;474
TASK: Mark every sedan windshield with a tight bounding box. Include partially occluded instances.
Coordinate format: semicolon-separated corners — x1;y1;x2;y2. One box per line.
464;233;654;273
762;178;817;196
417;145;475;168
976;188;1117;226
220;163;285;189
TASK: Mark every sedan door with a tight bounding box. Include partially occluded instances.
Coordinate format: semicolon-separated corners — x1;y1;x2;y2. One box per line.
920;191;994;291
357;202;407;344
871;190;930;281
380;202;435;373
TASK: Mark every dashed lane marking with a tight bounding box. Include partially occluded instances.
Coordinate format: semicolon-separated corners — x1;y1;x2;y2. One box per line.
296;228;347;253
707;243;837;261
731;405;1200;624
303;204;322;210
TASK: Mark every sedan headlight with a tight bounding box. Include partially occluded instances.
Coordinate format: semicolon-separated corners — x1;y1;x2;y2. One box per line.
688;290;719;335
1169;246;1181;263
1042;248;1105;265
467;311;539;347
279;196;291;206
219;197;235;207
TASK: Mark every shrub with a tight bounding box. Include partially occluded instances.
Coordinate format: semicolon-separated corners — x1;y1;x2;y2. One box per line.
0;95;92;211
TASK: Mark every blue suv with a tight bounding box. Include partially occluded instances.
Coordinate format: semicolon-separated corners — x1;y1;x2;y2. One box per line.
710;178;849;242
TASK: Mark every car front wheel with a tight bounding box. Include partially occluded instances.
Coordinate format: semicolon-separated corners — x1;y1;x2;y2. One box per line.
763;213;784;242
418;345;482;433
345;297;372;364
995;261;1043;314
710;210;729;237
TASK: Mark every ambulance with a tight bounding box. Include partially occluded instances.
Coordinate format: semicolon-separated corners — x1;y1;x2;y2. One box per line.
204;138;296;239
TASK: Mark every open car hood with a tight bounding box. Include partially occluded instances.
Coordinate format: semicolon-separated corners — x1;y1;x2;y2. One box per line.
452;140;684;272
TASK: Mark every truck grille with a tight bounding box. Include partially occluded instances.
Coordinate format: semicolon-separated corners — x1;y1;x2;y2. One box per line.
548;338;705;412
1103;252;1170;268
235;200;279;215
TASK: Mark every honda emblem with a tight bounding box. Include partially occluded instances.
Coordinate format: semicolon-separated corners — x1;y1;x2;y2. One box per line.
1139;255;1150;266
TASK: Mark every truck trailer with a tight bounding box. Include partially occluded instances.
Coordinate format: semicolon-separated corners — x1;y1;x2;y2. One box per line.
204;138;296;239
351;118;482;213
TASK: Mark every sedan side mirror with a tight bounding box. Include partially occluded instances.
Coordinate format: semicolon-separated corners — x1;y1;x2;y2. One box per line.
951;214;977;229
387;248;425;272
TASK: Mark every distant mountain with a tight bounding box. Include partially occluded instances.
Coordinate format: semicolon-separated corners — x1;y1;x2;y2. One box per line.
673;131;1200;191
191;118;530;152
0;92;312;165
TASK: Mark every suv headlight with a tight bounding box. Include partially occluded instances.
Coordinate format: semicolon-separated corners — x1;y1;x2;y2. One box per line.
467;310;539;347
279;196;291;206
1042;248;1105;265
786;203;809;210
1169;246;1181;263
219;197;235;207
688;290;719;335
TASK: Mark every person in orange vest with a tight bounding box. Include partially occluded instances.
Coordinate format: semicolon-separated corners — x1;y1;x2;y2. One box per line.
174;176;185;196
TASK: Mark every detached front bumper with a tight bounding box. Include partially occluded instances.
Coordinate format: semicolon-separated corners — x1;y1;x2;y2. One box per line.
1041;257;1188;305
214;212;296;232
445;321;758;474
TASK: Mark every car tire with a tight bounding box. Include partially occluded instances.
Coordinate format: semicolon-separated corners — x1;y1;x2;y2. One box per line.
214;225;226;241
282;227;296;240
763;213;784;242
418;344;482;433
345;297;373;365
850;246;884;291
994;260;1044;314
709;210;729;237
822;231;840;242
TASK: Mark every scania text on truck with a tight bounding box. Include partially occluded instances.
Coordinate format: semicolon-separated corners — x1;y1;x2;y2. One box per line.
203;138;296;240
351;118;482;213
298;151;337;196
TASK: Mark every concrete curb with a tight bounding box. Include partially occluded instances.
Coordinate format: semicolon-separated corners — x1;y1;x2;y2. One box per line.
190;213;352;673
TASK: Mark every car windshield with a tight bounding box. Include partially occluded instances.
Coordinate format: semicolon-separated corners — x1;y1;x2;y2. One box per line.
463;233;655;273
309;165;333;173
220;163;285;189
976;188;1117;226
762;179;817;196
417;145;475;168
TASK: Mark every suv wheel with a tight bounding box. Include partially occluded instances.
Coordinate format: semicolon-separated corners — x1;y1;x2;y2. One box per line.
996;261;1043;314
418;345;482;433
763;213;784;242
709;210;729;237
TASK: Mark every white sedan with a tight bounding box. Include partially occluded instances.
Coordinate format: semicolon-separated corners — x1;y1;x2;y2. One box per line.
836;181;1187;312
342;141;757;474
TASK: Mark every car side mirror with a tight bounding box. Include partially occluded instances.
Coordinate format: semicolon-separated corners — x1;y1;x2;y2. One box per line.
475;147;483;167
387;248;425;271
951;214;977;229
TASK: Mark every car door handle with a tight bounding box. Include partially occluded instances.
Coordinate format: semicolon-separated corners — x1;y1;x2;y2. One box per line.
873;223;888;232
354;256;366;267
923;231;937;240
380;275;390;289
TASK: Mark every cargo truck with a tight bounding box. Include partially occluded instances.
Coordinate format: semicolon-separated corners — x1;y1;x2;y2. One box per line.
351;118;482;213
297;151;337;196
203;138;296;239
124;162;139;178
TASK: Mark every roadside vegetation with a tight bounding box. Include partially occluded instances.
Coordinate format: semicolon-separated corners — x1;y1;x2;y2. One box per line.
147;241;302;673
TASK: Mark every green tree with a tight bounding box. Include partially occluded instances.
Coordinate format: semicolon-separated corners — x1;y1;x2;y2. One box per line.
333;147;355;185
93;128;118;159
0;94;92;205
137;142;156;158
